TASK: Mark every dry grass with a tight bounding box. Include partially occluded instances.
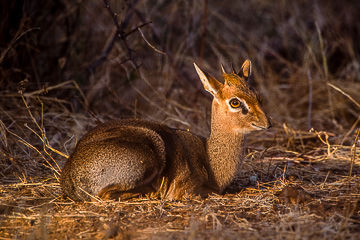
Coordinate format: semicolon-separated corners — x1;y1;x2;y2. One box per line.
1;0;360;239
0;135;359;239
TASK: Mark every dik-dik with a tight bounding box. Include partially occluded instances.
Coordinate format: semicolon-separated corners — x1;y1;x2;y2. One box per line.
60;59;271;201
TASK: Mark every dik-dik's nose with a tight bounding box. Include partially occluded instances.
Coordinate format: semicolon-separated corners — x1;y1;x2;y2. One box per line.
252;114;272;130
266;115;272;129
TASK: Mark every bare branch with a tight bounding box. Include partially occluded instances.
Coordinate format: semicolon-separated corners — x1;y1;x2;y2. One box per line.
137;28;166;55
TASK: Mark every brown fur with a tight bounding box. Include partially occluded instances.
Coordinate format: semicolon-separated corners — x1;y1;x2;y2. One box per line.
60;60;271;201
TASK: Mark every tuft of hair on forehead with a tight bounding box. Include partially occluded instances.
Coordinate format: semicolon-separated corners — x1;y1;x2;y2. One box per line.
222;72;263;104
223;72;249;89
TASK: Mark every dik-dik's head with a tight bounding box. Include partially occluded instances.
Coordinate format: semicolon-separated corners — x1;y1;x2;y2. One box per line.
194;59;271;134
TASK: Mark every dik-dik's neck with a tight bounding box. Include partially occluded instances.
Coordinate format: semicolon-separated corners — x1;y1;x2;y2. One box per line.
206;124;245;193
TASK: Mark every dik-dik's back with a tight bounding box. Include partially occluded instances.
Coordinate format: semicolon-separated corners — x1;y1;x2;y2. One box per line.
60;59;271;201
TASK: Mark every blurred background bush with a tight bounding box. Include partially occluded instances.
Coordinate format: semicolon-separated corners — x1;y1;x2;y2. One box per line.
1;0;360;138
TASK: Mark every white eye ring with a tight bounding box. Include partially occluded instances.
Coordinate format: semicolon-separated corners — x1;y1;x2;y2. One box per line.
227;97;249;113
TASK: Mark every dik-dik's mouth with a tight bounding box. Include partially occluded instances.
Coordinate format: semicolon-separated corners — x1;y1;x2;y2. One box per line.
251;123;271;130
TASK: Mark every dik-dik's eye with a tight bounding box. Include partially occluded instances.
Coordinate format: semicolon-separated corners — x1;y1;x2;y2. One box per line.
229;98;249;114
229;98;241;108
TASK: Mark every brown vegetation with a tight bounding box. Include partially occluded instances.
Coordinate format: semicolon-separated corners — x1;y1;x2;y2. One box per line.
0;0;359;239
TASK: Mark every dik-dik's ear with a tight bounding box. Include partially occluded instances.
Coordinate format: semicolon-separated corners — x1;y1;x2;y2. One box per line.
194;63;223;97
238;59;252;80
